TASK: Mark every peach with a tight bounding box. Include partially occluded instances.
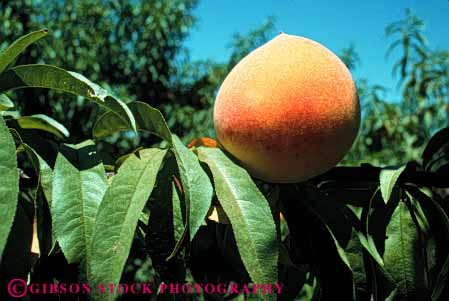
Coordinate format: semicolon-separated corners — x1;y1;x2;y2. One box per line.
213;33;360;183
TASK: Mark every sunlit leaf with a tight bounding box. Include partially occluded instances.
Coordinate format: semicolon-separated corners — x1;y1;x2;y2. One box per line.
0;29;48;74
0;94;14;111
93;101;171;141
90;148;166;299
52;144;107;277
379;165;406;204
0;64;136;132
167;135;213;259
17;114;69;138
197;147;277;284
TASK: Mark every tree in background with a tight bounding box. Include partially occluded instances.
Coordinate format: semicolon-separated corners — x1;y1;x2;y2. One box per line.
0;0;197;143
343;9;449;165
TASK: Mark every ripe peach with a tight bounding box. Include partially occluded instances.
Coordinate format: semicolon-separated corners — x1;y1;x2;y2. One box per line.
213;33;360;183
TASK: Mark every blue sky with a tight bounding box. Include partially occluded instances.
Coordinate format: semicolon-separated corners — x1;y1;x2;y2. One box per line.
184;0;449;102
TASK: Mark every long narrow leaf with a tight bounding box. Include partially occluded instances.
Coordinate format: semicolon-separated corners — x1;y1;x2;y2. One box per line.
0;94;14;111
93;101;171;141
384;201;428;299
52;148;107;276
0;116;19;258
168;135;213;258
197;147;278;283
17;114;69;138
379;165;406;204
0;29;48;74
0;64;136;132
89;148;167;299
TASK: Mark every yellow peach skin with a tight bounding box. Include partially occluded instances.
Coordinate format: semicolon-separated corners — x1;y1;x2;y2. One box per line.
214;33;360;183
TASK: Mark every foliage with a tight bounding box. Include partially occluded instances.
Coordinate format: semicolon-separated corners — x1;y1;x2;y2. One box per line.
0;0;197;143
0;5;448;301
343;9;449;166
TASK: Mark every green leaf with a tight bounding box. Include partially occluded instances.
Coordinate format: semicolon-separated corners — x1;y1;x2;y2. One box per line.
0;115;19;258
0;94;14;111
0;64;136;132
385;288;399;301
356;229;385;267
172;181;185;244
345;203;385;267
384;201;428;299
380;165;406;204
422;127;449;170
408;186;449;300
22;143;53;205
366;243;397;301
0;29;48;74
197;147;277;283
346;229;370;300
169;135;213;255
365;188;389;264
93;101;171;141
406;190;430;235
90;148;167;298
17;114;69;138
0;110;20;118
360;187;398;300
424;149;449;175
52;147;107;277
